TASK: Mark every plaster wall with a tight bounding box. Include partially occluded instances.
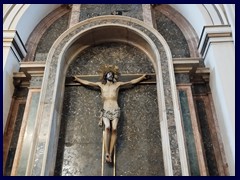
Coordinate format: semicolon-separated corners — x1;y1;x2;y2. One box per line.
3;47;20;131
204;42;235;175
3;4;60;45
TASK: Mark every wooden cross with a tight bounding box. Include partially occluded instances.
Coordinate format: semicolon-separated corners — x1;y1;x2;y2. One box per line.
65;74;156;86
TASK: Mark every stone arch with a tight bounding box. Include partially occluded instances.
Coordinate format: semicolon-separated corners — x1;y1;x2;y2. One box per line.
31;15;188;175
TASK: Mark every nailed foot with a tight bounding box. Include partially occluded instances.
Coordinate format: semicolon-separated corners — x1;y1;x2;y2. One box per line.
105;153;112;163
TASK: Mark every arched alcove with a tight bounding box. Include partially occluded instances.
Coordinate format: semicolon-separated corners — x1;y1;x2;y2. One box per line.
19;16;188;176
55;41;164;175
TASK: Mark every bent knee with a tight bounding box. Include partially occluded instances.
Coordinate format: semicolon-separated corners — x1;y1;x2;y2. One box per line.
105;127;110;132
112;129;117;134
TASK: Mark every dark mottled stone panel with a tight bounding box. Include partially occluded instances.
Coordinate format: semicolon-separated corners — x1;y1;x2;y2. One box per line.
116;85;164;176
5;104;25;176
10;104;25;148
80;4;143;22
175;74;190;84
154;11;190;58
13;87;29;98
195;99;219;176
34;13;70;61
178;90;200;176
192;84;208;95
5;148;16;176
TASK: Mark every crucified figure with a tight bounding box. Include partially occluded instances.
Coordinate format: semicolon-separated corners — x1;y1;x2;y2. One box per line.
73;65;147;163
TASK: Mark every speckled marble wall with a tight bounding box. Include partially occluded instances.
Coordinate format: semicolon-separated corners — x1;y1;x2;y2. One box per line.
66;43;155;76
55;42;164;175
55;86;102;176
34;13;70;61
32;5;191;61
117;85;164;176
80;4;143;21
154;11;190;58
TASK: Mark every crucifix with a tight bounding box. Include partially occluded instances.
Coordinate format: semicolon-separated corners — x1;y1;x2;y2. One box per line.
66;65;155;175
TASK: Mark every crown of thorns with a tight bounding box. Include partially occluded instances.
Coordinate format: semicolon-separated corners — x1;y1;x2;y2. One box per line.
98;65;120;81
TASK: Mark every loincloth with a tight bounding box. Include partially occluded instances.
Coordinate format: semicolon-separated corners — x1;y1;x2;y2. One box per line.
101;108;120;121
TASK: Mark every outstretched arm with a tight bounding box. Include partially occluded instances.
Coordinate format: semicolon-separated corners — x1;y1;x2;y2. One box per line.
73;76;101;87
119;74;147;87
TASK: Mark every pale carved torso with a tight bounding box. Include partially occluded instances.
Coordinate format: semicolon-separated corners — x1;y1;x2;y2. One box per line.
99;81;121;110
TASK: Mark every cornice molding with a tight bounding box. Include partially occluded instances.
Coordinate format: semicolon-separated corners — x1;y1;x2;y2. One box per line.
3;30;27;61
198;25;233;58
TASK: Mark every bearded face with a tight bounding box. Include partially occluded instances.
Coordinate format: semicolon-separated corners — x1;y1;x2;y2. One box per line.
105;71;114;82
